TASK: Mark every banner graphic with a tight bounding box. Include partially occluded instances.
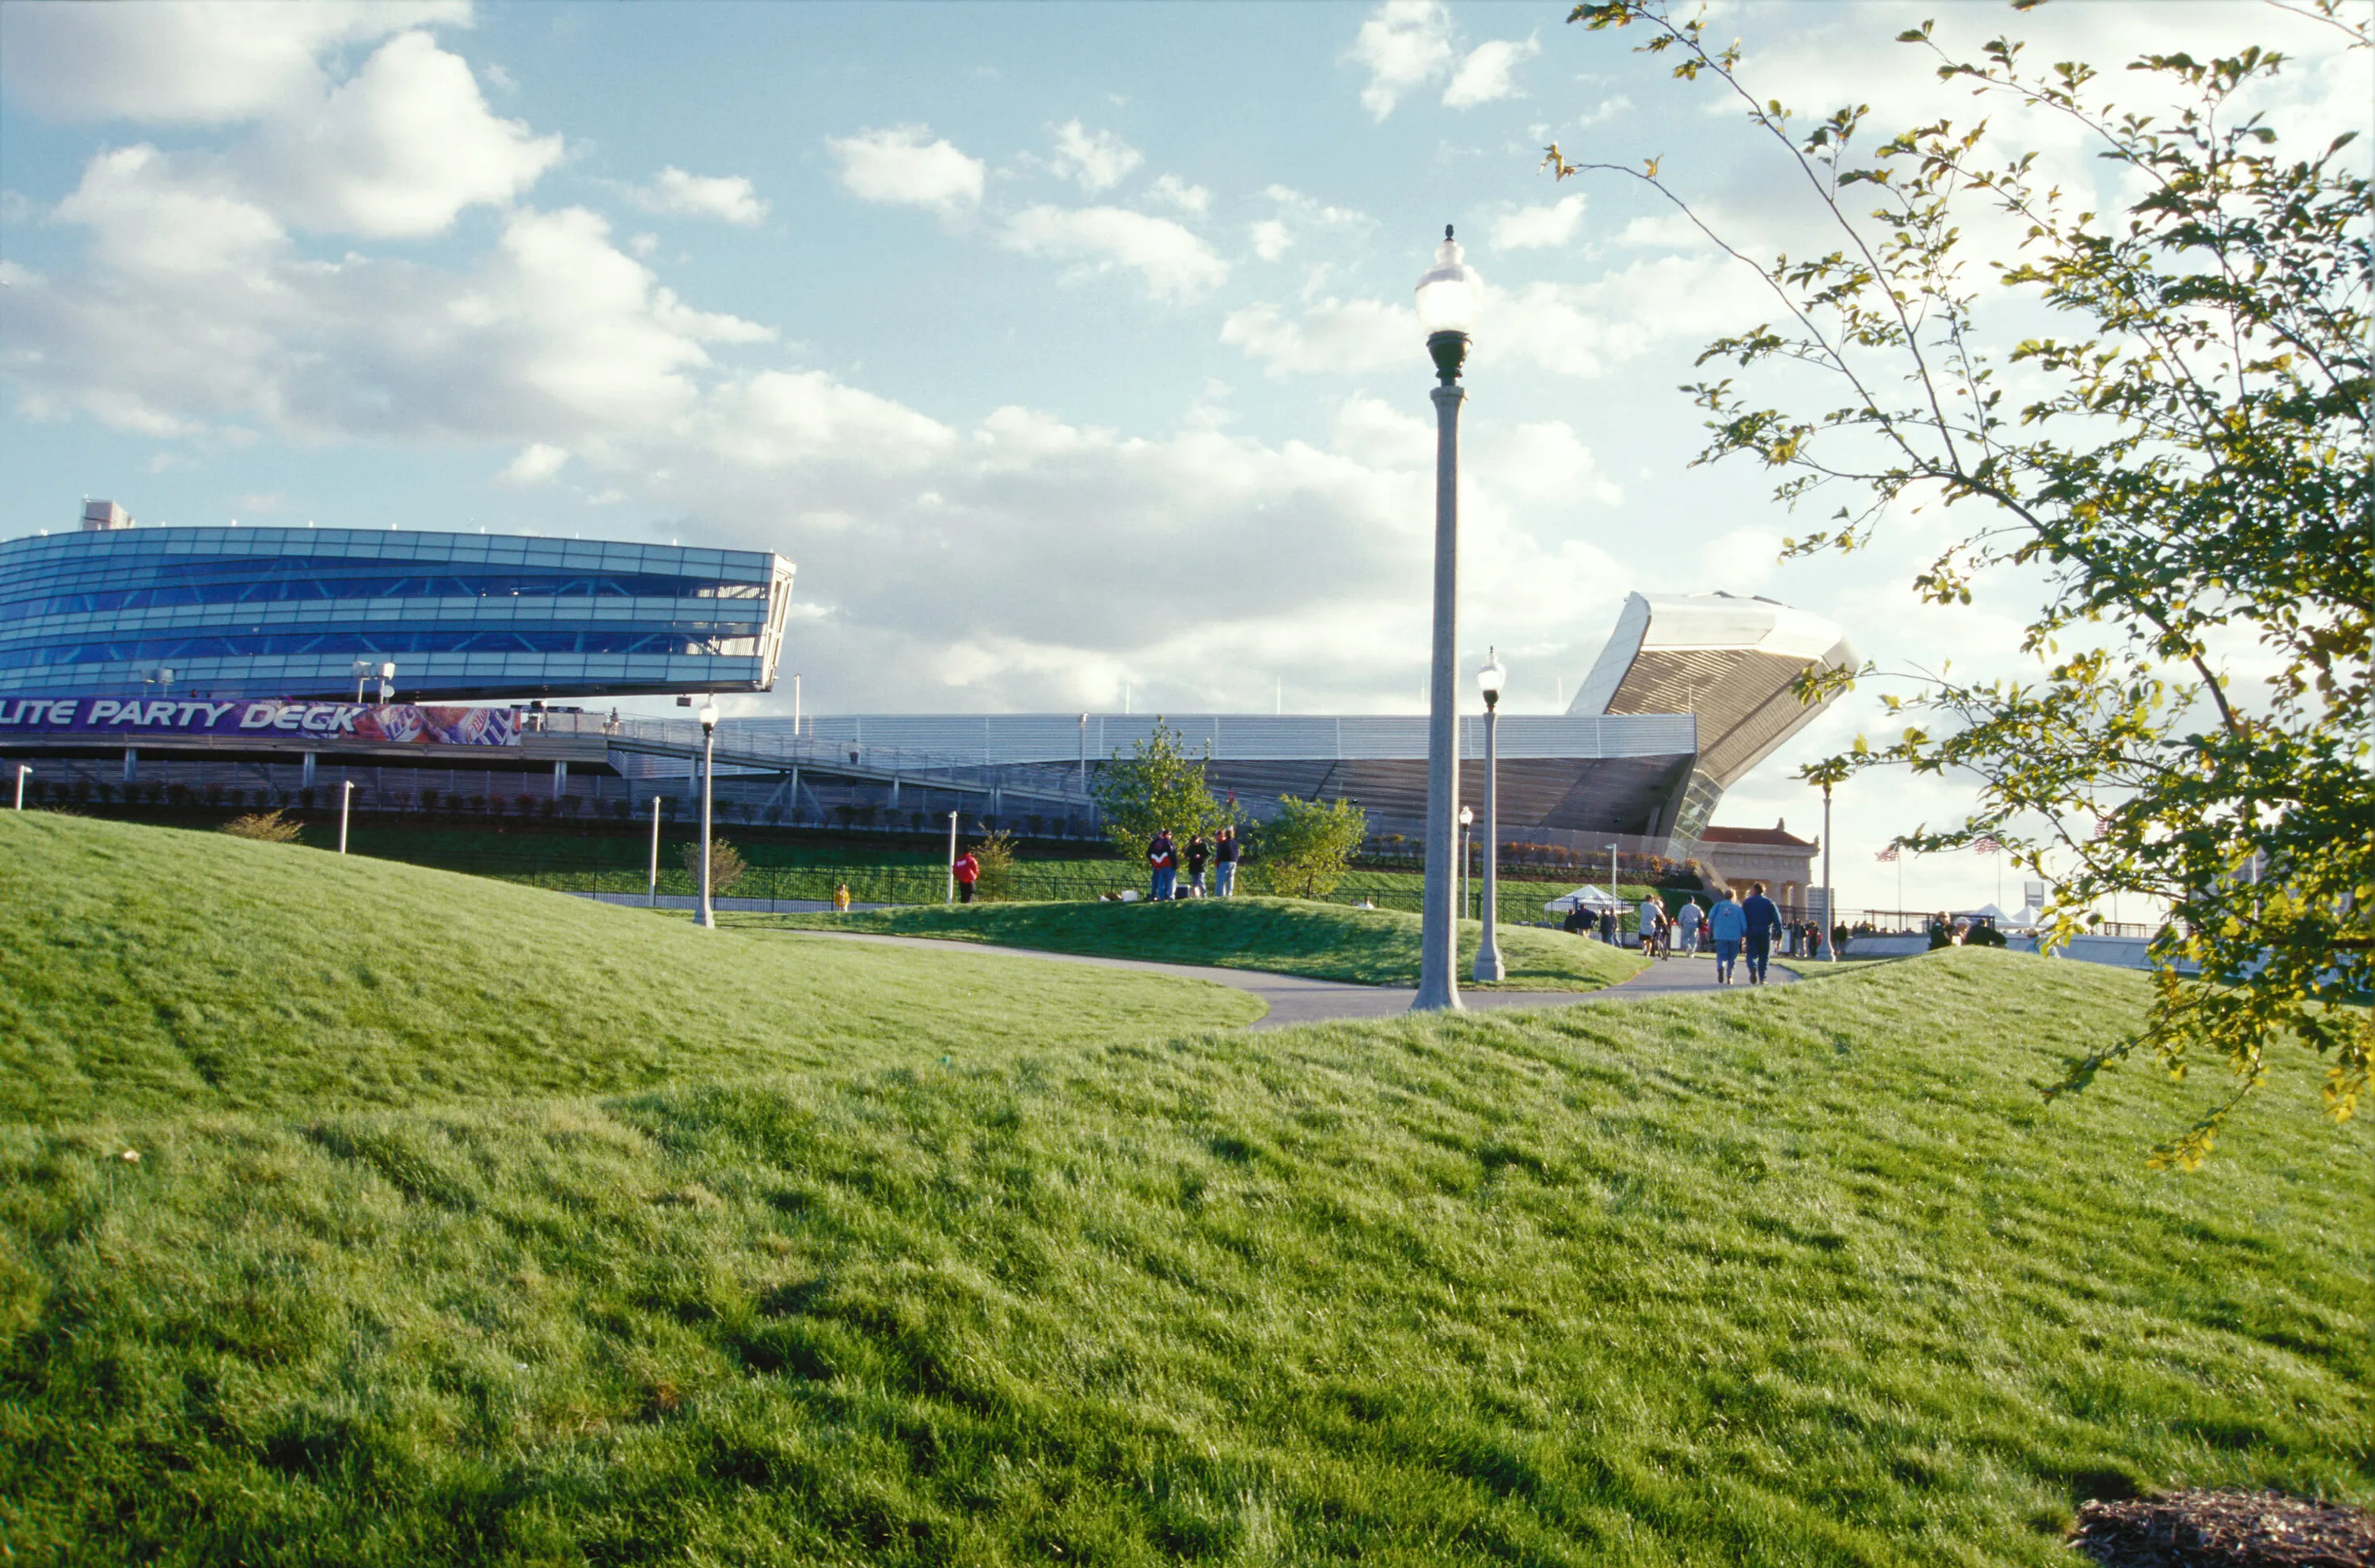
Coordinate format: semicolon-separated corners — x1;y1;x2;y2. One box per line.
0;697;519;747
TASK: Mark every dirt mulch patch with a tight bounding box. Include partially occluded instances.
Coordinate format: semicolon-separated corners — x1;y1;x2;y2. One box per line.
2072;1490;2374;1567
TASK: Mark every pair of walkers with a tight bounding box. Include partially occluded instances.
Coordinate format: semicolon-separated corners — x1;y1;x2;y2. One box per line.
1704;882;1785;985
1147;826;1237;900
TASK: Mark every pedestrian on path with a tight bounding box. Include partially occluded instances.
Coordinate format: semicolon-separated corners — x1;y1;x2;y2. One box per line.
952;849;979;904
1598;908;1617;945
1214;827;1239;897
1148;828;1178;902
1678;898;1703;956
1638;894;1662;955
1742;882;1783;985
1708;889;1746;984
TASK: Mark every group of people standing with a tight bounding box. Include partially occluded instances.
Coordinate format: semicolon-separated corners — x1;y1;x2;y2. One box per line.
1146;827;1238;900
1569;882;1796;985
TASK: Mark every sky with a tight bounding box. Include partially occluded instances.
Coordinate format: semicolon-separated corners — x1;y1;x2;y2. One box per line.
1;0;2365;915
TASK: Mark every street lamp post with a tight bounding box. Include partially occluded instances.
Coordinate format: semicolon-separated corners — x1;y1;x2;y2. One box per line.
13;764;28;811
1459;804;1474;924
697;701;718;928
946;810;960;904
1474;649;1506;982
338;780;354;854
1412;224;1478;1012
648;795;663;907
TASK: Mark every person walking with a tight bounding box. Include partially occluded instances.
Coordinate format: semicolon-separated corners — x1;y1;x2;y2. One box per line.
1708;888;1746;984
1742;881;1783;985
1598;907;1617;945
1147;828;1178;902
1185;833;1210;898
1214;827;1239;897
952;848;980;905
1678;897;1704;957
1637;894;1662;956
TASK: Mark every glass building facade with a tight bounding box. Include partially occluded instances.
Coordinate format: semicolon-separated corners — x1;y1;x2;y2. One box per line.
0;525;794;701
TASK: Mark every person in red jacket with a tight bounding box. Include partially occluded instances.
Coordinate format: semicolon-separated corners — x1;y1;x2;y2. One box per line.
952;848;980;903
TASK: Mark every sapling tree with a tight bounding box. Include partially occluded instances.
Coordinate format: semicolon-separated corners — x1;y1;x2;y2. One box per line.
1089;720;1233;857
1550;0;2370;1164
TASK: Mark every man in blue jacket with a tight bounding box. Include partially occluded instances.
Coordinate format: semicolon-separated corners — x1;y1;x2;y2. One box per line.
1706;890;1746;985
1741;881;1784;985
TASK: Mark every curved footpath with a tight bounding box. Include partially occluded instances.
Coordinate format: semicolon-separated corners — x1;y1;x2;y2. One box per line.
784;931;1792;1030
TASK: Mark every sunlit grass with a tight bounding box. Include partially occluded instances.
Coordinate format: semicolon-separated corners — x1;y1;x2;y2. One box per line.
3;816;2366;1564
750;896;1649;991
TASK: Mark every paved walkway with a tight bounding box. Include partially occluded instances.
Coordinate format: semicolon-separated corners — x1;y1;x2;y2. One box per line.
781;932;1791;1030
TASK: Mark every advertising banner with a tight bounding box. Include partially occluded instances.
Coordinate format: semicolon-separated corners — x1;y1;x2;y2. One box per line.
0;697;519;746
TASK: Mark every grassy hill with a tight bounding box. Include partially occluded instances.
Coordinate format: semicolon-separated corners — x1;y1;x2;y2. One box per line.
754;897;1648;991
0;814;1261;1122
0;813;2366;1568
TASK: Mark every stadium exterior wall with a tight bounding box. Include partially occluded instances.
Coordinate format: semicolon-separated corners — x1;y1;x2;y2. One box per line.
0;523;795;702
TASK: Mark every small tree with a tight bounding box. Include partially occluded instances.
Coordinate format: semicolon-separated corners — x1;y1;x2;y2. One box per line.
1554;0;2372;1162
969;829;1020;902
1249;795;1369;900
1090;719;1231;856
678;837;749;897
222;809;302;844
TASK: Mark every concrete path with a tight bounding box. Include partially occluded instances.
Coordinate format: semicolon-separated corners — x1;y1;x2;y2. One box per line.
779;931;1790;1030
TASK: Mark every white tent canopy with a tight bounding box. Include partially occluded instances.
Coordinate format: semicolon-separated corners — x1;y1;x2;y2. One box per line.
1544;884;1626;915
1953;903;2012;924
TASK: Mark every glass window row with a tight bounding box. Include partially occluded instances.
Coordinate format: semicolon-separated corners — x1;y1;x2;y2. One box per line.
0;572;772;619
1;630;766;669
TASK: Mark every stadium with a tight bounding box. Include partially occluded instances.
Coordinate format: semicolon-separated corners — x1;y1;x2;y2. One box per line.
2;509;1851;882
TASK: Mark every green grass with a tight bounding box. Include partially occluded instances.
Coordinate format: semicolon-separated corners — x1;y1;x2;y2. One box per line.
0;814;1261;1123
747;897;1650;991
311;823;1669;913
4;815;2368;1564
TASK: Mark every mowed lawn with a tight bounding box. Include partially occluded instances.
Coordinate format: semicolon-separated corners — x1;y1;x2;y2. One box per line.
0;814;1261;1122
754;897;1648;991
0;816;2366;1564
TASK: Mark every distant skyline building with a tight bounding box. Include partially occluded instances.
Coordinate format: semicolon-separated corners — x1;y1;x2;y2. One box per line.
0;508;795;702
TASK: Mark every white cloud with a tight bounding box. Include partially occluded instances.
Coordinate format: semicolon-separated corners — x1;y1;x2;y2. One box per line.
826;124;984;215
499;442;569;484
1246;185;1373;264
0;0;470;124
1146;173;1210;217
246;31;560;237
1350;0;1454;120
1442;36;1539;109
55;146;288;280
1046;120;1142;195
626;166;768;226
1329;395;1432;469
1001;205;1228;301
1222;254;1754;382
1221;297;1412;378
1491;192;1586;251
1476;420;1621;507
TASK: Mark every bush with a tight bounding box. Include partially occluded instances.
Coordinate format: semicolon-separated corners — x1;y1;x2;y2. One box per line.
222;809;302;843
166;783;190;808
970;830;1020;902
1249;795;1367;900
678;837;749;897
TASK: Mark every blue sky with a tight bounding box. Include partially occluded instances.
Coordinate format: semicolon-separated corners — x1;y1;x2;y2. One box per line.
2;0;2362;910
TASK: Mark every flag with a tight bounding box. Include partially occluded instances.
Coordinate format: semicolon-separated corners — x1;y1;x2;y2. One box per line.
1874;845;1898;863
1974;836;2002;855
